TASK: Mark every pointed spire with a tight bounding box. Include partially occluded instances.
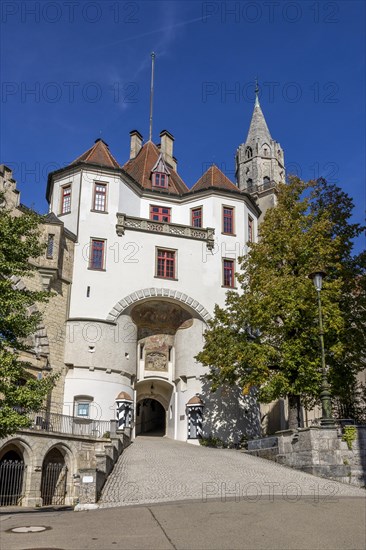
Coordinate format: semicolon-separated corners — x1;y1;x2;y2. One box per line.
246;82;272;145
254;76;259;106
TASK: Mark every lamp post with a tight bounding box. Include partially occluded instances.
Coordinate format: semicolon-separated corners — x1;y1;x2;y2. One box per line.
308;271;335;428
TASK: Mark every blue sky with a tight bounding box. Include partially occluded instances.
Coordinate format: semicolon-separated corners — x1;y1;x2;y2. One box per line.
1;0;365;250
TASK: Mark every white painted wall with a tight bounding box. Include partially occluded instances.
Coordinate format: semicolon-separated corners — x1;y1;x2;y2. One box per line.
64;316;137;375
63;367;131;421
48;163;260;440
50;170;82;236
174;320;207;379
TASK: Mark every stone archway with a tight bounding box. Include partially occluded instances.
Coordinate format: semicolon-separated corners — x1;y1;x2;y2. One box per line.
106;287;211;323
108;290;210;442
135;379;173;438
136;398;166;436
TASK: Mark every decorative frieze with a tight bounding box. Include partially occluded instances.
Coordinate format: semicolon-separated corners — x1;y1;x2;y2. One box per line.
116;213;215;250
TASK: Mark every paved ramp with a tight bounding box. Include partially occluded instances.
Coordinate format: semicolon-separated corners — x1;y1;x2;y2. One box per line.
99;435;365;508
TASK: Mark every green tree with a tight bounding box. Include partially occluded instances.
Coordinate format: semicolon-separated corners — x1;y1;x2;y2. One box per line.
196;177;365;429
310;178;366;421
0;198;55;437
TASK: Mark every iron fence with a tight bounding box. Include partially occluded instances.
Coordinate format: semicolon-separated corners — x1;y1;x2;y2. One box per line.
28;411;111;439
0;461;26;506
41;463;67;506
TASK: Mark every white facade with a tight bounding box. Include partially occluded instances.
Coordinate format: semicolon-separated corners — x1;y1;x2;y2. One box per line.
45;100;283;443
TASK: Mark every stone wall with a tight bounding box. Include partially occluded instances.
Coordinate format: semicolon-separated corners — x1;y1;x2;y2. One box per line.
276;426;366;487
1;165;75;413
0;428;129;507
246;426;366;488
0;164;20;210
19;266;73;413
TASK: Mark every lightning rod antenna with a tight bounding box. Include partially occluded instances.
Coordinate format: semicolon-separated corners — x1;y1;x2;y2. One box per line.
149;52;156;141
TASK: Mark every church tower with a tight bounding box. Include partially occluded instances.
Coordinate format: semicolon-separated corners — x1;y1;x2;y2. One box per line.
236;85;285;219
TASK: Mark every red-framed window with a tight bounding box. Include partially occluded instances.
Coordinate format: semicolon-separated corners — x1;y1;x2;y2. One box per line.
248;216;254;242
61;185;71;214
152;172;168;188
156;248;176;279
89;239;105;270
93;183;107;212
223;259;235;288
191;207;202;228
150;205;171;223
223;206;234;234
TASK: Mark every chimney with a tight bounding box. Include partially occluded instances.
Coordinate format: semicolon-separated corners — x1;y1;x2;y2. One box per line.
129;130;143;159
159;130;176;170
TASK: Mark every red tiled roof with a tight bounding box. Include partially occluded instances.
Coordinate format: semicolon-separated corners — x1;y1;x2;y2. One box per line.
71;139;120;169
191;164;239;193
123;141;189;195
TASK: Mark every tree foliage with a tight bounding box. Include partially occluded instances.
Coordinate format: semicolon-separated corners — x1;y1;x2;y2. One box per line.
0;198;55;437
196;177;365;422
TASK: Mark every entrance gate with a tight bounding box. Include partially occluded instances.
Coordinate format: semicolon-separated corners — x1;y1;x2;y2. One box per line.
41;462;68;505
0;460;26;506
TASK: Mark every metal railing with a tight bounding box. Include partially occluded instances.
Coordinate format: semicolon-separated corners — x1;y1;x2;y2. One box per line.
28;411;111;439
246;180;277;195
0;461;26;506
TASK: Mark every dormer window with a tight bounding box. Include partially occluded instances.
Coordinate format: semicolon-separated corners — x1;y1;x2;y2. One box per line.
152;172;168;188
245;147;253;159
151;153;170;189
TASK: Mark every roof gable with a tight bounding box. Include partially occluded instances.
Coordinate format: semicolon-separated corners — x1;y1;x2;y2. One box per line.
123;141;188;195
151;153;170;175
191;165;239;193
71;139;120;169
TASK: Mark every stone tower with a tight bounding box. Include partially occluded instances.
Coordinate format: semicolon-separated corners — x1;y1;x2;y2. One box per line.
236;89;285;219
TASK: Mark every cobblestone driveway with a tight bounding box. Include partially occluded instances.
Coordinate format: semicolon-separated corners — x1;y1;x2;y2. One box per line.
99;435;365;508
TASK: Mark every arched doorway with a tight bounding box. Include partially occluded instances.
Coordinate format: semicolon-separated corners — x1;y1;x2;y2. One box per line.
136;398;166;436
41;448;67;506
0;446;26;506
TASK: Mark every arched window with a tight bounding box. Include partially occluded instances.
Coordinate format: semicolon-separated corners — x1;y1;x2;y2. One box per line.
245;147;252;159
263;176;271;187
247;178;253;188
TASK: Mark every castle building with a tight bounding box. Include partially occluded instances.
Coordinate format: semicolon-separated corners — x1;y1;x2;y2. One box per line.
236;93;285;219
39;93;283;443
2;95;327;507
